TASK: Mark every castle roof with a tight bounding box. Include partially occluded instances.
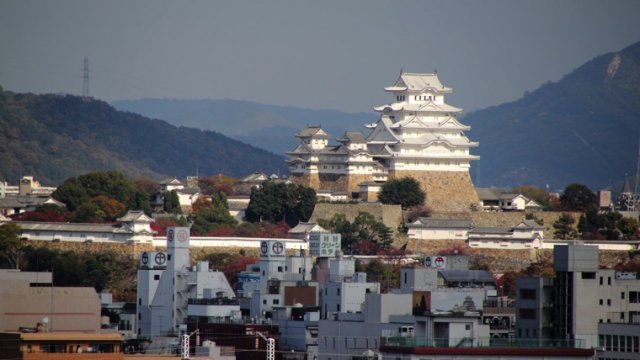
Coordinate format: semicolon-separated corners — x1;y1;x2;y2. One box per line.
384;72;452;93
475;188;506;201
391;115;470;131
295;126;331;139
399;134;478;148
374;101;462;113
408;218;473;229
366;118;400;144
337;131;366;143
117;210;154;223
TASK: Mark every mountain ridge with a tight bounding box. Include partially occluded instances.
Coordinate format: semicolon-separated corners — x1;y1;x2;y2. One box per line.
464;40;640;190
0;89;286;185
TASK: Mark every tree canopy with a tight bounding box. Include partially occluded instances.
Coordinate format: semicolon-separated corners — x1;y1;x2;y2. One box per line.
190;193;238;235
0;223;24;269
51;171;151;221
559;183;597;211
378;177;425;209
245;182;316;227
318;212;393;255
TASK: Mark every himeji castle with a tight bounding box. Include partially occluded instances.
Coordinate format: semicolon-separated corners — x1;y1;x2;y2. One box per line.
288;71;480;212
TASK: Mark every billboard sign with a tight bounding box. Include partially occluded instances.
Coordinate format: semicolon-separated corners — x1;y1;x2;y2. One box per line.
309;233;341;257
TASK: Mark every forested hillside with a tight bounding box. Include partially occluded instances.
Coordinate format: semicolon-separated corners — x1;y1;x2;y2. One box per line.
0;89;286;184
465;41;640;190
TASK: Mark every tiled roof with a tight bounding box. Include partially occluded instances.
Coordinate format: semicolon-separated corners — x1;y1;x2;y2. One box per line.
409;218;472;229
296;126;331;139
475;188;505;201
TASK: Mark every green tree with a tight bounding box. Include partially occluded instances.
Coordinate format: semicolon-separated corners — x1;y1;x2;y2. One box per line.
52;177;89;211
0;223;24;269
190;192;237;235
53;171;151;214
245;182;316;227
70;202;102;222
560;183;597;211
163;190;182;214
379;177;425;209
553;213;577;240
616;217;639;240
318;212;392;255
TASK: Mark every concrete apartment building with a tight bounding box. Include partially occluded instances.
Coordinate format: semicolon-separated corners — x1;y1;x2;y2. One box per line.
136;227;236;338
0;270;101;333
516;242;640;358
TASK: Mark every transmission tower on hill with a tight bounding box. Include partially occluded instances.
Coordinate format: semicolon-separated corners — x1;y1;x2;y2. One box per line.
82;56;90;99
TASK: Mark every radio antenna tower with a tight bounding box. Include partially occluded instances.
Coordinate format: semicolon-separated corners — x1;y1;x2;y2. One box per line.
82;56;90;99
633;137;640;211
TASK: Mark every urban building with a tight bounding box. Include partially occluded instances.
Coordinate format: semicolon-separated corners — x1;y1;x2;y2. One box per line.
0;332;123;360
0;270;101;333
136;227;236;339
515;242;640;351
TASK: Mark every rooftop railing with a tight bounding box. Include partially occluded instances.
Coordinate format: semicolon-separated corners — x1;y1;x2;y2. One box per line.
381;336;586;349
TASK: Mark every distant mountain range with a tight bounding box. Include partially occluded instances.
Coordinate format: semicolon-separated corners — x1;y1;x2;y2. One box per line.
112;41;640;192
464;40;640;191
0;89;286;185
3;41;638;189
112;99;376;156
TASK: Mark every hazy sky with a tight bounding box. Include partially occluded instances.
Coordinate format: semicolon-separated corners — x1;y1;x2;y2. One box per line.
1;0;639;113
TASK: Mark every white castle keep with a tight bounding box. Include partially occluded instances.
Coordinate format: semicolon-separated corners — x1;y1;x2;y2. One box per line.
288;71;480;212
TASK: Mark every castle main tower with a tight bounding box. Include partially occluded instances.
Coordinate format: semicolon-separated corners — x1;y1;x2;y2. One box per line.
367;71;479;212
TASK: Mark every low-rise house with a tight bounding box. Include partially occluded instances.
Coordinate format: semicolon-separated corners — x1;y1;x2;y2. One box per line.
154;177;202;212
0;196;64;217
227;195;250;222
407;218;473;240
468;220;544;249
476;188;542;212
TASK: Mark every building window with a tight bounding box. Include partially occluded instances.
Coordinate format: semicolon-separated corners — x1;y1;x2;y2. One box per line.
139;298;142;305
337;288;341;296
599;299;603;305
263;300;267;305
622;292;625;299
581;272;595;279
608;277;612;285
154;274;160;280
277;266;283;272
138;312;141;320
273;299;279;305
519;289;536;300
519;308;535;319
600;277;603;285
630;291;639;303
607;299;611;306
